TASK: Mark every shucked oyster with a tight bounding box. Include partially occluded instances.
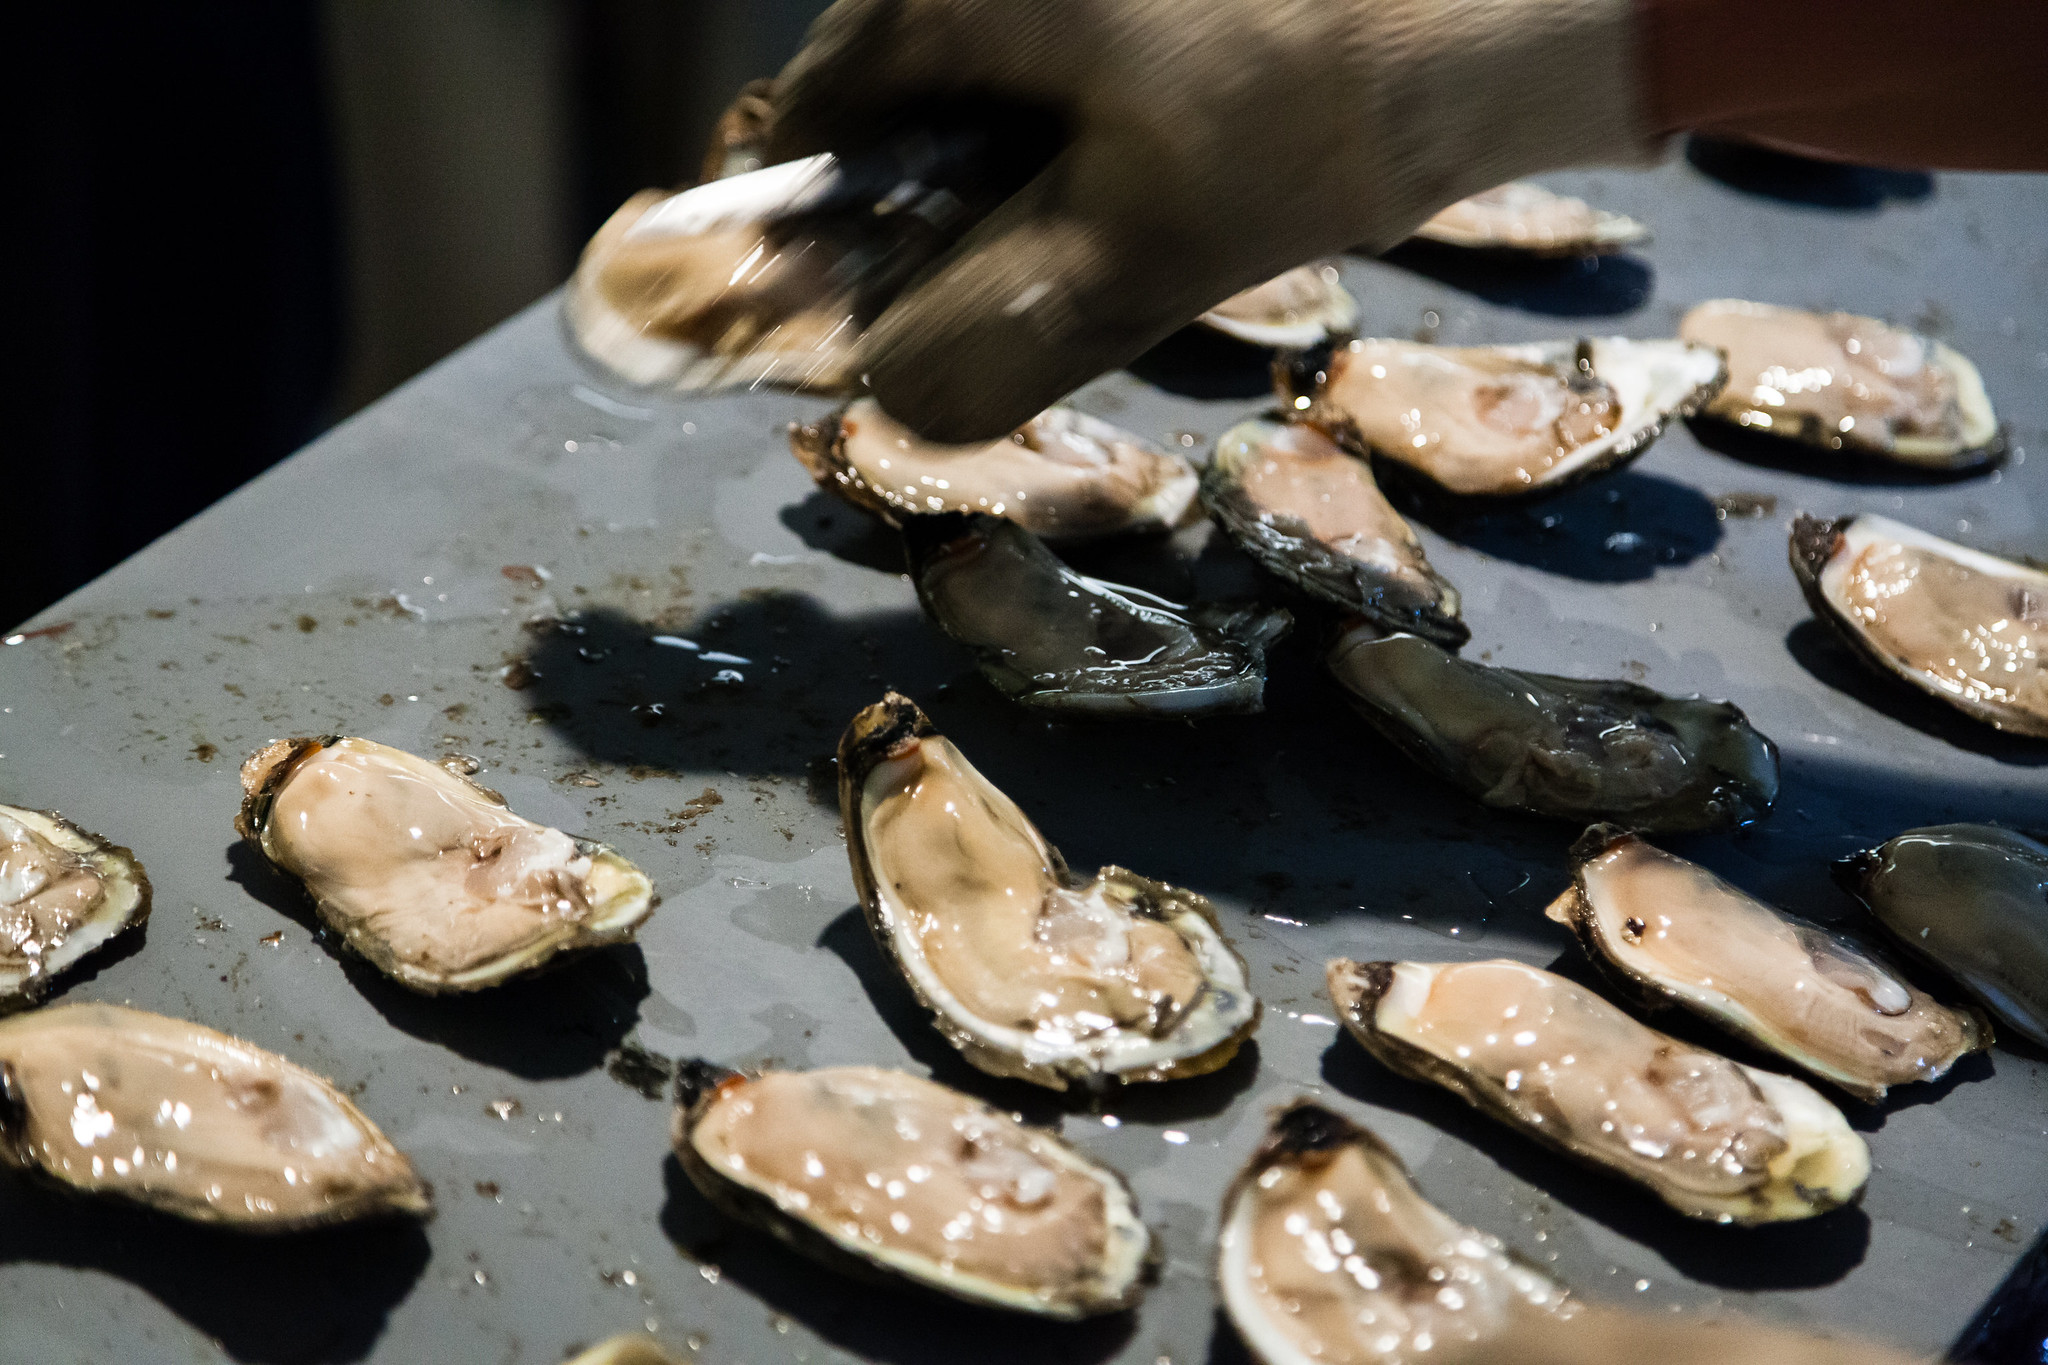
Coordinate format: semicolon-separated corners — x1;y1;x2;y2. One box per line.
1326;622;1779;832
1682;300;2000;468
1199;263;1359;349
1791;513;2048;737
1550;826;1988;1102
1282;337;1723;498
790;397;1199;541
839;694;1258;1088
0;806;150;1011
673;1061;1153;1315
0;1002;428;1227
1328;958;1869;1222
1202;417;1467;649
1840;824;2048;1048
1413;182;1650;256
237;737;655;993
908;514;1289;716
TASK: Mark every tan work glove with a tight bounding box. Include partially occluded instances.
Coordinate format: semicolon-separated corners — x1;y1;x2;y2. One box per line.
768;0;1657;442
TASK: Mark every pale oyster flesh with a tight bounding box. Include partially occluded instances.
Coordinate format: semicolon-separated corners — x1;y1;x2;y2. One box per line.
1202;418;1467;649
1327;958;1869;1223
1413;182;1649;256
238;737;655;993
563;1338;686;1365
673;1062;1152;1316
790;397;1199;540
1326;622;1778;833
0;1002;428;1227
0;806;150;1011
1791;512;2048;737
838;694;1258;1088
1551;825;1988;1102
1200;263;1359;348
908;514;1289;716
1682;299;1999;466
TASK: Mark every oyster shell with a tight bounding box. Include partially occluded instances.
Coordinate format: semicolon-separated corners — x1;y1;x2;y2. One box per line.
1282;337;1723;498
1199;263;1359;348
1413;182;1650;256
838;694;1258;1088
672;1061;1153;1315
1550;825;1989;1102
1791;512;2048;737
1682;300;2000;468
1839;823;2048;1048
237;736;656;993
0;806;151;1011
907;513;1290;716
564;1338;684;1365
698;77;776;183
790;397;1199;540
0;1002;429;1227
1325;622;1779;832
1327;958;1869;1223
1202;417;1467;649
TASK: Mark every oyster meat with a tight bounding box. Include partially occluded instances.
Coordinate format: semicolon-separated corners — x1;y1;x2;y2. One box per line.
0;806;150;1011
1326;622;1778;832
237;736;656;993
1202;417;1467;648
839;694;1258;1088
0;1002;428;1227
1283;337;1723;498
1682;300;2000;467
673;1061;1152;1315
1199;263;1359;349
1551;825;1988;1101
1791;512;2048;737
908;514;1289;716
790;397;1199;540
1840;823;2048;1048
1413;181;1649;256
1327;958;1869;1222
564;1338;685;1365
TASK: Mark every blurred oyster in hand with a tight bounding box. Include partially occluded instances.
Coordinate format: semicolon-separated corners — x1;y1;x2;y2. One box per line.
791;397;1199;540
1326;622;1778;832
0;1002;429;1228
237;737;655;993
838;694;1258;1088
1327;958;1869;1223
1202;417;1467;648
1282;337;1723;498
0;806;150;1011
907;514;1289;716
1552;825;1989;1101
1791;513;2048;736
1682;300;2000;468
673;1061;1153;1315
1199;263;1358;348
1413;181;1649;256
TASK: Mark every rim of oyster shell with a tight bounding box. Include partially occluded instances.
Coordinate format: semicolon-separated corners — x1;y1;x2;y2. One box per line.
672;1060;1154;1316
1551;824;1990;1102
236;736;656;993
1325;621;1779;833
1199;263;1360;349
1327;958;1869;1223
0;805;151;1012
1790;512;2048;738
1278;337;1725;499
837;693;1259;1088
789;397;1200;541
0;1002;430;1229
1682;299;2000;468
906;513;1290;716
1412;181;1650;256
1202;416;1468;649
562;1336;687;1365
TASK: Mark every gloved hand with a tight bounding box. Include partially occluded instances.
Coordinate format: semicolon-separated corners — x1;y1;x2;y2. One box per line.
768;0;1657;442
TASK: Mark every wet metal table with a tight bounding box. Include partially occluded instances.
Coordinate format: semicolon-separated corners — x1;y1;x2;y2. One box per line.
4;152;2047;1364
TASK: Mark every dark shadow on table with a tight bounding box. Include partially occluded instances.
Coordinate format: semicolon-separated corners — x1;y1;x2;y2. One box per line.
1206;1307;1257;1365
1375;240;1653;318
1785;620;2048;766
1126;325;1281;401
778;486;911;576
1686;136;1935;211
1410;468;1722;583
1688;416;2002;485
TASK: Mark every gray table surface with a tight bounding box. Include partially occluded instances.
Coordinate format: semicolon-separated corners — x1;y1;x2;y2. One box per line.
4;150;2047;1365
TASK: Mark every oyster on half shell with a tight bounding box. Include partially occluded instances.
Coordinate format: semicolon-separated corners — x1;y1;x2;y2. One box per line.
1551;825;1988;1102
838;694;1259;1088
1413;182;1649;257
0;806;151;1012
673;1061;1154;1315
237;737;656;993
1199;263;1359;349
1202;417;1467;649
1327;958;1869;1223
